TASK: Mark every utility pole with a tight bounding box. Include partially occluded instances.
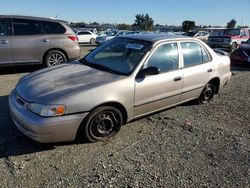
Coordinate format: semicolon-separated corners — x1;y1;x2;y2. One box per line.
240;18;244;26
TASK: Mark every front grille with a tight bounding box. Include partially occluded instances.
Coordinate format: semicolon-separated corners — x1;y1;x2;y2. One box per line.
211;38;224;43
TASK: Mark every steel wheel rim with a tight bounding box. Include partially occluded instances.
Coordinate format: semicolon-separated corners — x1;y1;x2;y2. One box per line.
202;84;215;103
89;111;118;140
48;53;65;66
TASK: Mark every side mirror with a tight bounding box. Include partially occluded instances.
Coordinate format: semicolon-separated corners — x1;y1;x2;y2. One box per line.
137;66;160;78
241;41;246;44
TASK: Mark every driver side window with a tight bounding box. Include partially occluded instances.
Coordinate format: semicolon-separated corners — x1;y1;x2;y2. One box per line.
146;43;179;73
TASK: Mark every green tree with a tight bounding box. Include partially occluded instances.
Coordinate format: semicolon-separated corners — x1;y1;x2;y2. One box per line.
70;22;86;28
117;23;132;30
144;14;154;31
134;13;154;31
227;19;237;29
134;14;145;30
182;20;196;32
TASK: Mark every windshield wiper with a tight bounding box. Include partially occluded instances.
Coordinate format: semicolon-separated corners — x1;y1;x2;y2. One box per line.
80;58;126;76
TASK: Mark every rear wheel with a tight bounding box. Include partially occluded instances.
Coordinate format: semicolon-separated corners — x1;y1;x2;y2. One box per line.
90;38;96;44
82;106;123;142
198;82;216;104
44;50;67;67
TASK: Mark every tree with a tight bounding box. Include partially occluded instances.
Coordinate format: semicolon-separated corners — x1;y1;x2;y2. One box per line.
182;20;196;32
134;14;145;30
91;22;99;25
117;23;132;30
70;22;86;28
144;14;154;31
227;19;237;29
134;13;154;31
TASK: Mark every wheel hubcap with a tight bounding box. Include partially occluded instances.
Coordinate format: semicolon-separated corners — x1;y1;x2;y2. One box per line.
202;84;215;103
48;53;65;66
204;86;213;100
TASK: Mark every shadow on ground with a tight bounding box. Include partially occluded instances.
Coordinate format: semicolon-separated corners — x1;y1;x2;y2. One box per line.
0;95;88;158
231;64;250;72
0;65;43;75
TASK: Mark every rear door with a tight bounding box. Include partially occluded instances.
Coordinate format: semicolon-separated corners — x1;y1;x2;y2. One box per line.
0;18;13;65
12;18;49;64
180;41;214;102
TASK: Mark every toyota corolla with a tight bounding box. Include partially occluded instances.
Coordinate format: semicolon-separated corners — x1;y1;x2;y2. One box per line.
9;34;232;143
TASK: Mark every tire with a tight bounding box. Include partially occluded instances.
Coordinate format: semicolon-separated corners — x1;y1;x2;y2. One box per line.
231;42;238;52
44;50;67;67
82;106;123;142
198;82;216;104
90;38;96;44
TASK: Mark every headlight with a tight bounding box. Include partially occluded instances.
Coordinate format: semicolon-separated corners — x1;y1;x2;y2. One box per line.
27;103;65;117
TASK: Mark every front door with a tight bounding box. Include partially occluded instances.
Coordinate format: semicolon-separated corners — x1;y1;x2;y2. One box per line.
0;18;13;65
134;42;183;117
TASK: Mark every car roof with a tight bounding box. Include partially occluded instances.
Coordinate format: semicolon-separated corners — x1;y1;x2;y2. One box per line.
0;15;67;23
118;34;191;43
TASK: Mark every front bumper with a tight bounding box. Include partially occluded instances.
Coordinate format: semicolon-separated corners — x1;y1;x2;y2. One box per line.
9;90;89;143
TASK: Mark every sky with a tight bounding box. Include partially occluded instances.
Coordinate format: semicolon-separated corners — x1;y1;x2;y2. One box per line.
1;0;249;26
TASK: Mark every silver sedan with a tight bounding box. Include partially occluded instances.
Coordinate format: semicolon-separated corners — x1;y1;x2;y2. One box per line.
9;34;232;143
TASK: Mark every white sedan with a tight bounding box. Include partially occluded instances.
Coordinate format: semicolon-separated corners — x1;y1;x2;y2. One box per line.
76;31;97;44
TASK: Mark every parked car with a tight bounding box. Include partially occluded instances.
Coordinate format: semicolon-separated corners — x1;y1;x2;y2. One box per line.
96;30;132;44
0;15;80;67
75;30;97;44
207;28;250;52
230;39;250;65
183;31;209;42
9;34;231;143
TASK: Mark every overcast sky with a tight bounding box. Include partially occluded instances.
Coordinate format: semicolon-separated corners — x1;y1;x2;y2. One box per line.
1;0;249;26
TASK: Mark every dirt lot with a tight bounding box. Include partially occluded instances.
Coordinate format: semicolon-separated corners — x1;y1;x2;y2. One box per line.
0;46;249;188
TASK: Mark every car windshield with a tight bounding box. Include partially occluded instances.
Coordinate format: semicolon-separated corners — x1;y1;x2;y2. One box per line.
80;38;152;75
184;32;196;37
219;29;240;36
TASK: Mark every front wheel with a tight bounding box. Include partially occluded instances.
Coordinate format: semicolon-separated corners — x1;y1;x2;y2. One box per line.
231;42;238;52
198;82;216;104
82;106;123;142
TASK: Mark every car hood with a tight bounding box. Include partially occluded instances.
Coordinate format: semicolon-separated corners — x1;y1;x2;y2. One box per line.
16;62;122;104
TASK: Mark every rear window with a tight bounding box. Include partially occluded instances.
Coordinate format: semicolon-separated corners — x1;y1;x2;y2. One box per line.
181;42;210;67
0;18;11;36
13;18;43;35
42;21;66;34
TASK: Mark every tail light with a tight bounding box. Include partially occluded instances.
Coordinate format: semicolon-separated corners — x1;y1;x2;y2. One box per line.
68;36;78;42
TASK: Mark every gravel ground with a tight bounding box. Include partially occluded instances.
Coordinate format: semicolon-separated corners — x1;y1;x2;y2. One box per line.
0;47;249;188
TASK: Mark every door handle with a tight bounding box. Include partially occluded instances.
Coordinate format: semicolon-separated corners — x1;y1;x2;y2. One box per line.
174;76;182;82
1;40;8;44
41;39;49;43
207;68;213;72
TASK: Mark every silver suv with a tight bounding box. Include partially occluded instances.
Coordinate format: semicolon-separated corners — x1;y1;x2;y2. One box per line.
0;15;80;67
